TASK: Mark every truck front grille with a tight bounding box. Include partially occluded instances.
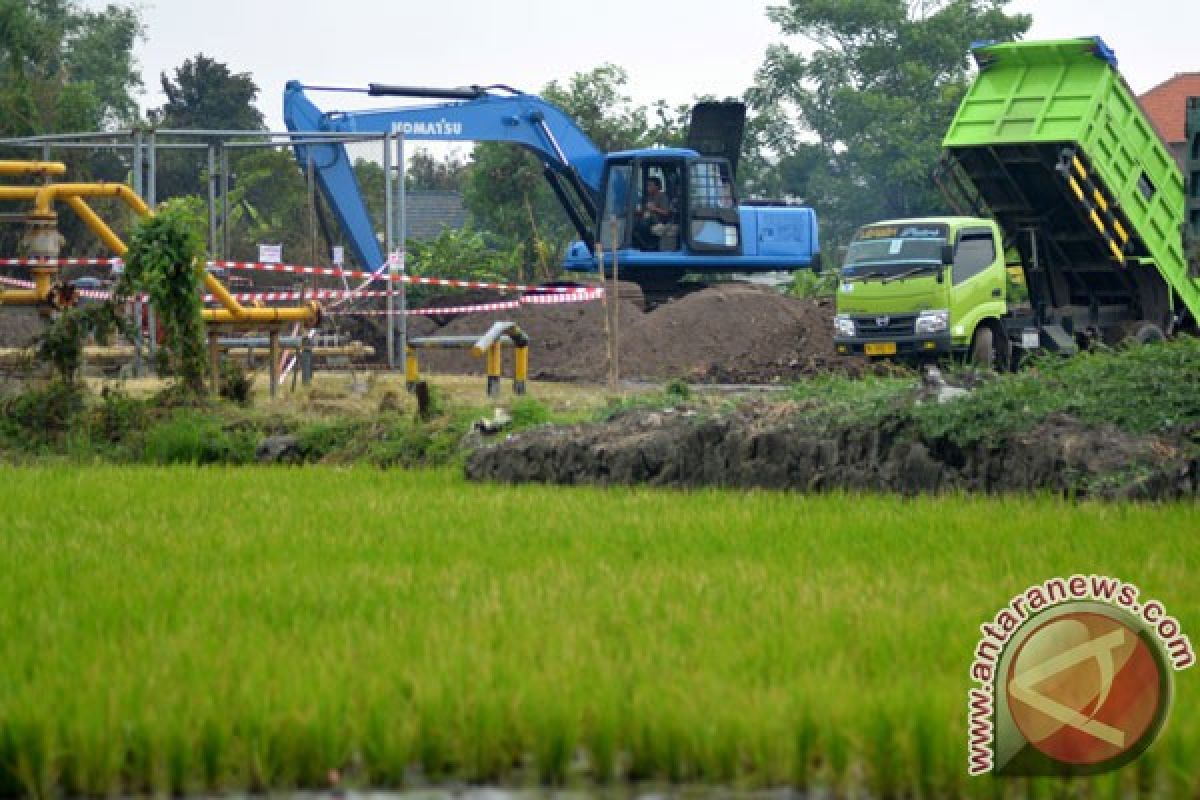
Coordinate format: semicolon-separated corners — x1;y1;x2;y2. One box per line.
852;313;916;337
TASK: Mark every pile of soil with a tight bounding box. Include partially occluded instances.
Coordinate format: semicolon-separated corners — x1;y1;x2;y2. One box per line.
341;283;851;384
465;406;1199;500
0;274;849;384
0;307;44;348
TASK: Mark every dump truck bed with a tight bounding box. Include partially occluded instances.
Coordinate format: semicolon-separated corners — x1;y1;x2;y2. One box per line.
941;37;1199;321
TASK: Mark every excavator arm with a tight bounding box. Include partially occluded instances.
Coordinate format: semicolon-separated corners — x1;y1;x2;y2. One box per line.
283;81;605;269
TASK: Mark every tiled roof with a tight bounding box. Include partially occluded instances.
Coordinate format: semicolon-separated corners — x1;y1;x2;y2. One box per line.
1138;73;1200;144
405;190;468;240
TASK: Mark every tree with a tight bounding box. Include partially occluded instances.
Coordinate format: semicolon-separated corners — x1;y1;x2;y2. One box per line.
153;54;264;132
0;1;143;256
407;149;466;191
0;0;143;137
751;0;1031;248
151;54;266;201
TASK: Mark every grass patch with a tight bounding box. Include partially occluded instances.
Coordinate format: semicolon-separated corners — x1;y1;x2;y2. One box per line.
912;338;1200;446
784;338;1200;448
0;467;1195;795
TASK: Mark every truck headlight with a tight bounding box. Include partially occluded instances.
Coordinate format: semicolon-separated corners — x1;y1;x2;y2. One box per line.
834;315;856;337
915;309;949;334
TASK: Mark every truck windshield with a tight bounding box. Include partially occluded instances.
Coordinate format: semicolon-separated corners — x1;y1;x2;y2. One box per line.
842;237;945;278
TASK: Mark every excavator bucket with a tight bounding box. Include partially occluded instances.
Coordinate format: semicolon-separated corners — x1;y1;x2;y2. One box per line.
687;101;746;177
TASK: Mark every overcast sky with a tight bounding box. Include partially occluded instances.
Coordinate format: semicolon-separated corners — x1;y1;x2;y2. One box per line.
88;0;1198;131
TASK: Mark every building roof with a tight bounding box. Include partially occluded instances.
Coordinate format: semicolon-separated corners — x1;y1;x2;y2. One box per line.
1138;72;1200;144
405;190;468;241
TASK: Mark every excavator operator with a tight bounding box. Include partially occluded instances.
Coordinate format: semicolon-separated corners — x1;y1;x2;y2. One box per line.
635;176;673;250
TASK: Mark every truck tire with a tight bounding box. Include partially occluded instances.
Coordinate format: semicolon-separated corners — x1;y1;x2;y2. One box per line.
1131;322;1165;344
969;324;1007;371
1106;320;1165;347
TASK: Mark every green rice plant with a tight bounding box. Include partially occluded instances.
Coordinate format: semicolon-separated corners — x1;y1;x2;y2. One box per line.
0;468;1195;795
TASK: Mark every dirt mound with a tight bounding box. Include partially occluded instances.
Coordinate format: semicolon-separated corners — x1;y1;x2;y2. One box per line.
0;308;43;348
0;277;848;384
465;407;1199;500
384;283;850;383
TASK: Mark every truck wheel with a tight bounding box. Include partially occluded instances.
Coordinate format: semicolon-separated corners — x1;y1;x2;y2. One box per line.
1106;321;1165;347
1131;322;1165;344
969;325;1004;371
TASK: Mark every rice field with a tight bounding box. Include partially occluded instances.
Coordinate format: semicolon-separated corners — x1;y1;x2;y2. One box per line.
0;466;1196;797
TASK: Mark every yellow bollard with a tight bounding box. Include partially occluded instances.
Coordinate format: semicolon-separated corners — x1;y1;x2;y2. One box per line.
405;346;420;391
486;341;502;398
514;345;528;395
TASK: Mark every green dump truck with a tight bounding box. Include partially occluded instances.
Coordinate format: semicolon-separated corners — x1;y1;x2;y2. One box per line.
834;37;1200;367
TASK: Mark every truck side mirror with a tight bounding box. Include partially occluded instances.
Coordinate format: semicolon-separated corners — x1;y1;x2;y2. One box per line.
941;243;955;265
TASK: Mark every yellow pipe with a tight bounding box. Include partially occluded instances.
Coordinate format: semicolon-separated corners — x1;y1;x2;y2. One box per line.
0;289;40;305
514;346;529;383
33;182;151;217
202;270;248;317
2;179;318;325
202;303;319;324
65;196;128;255
0;160;67;177
0;267;55;306
0;187;40;202
486;342;502;378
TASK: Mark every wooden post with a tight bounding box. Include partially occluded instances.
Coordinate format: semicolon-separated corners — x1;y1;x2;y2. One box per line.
597;241;615;394
609;217;620;392
268;328;280;399
208;331;221;395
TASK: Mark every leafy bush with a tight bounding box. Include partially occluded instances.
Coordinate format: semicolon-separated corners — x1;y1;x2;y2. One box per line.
119;199;208;394
218;359;253;406
0;381;85;444
88;388;147;445
295;417;369;461
509;396;551;428
37;303;126;383
789;268;837;299
664;378;692;401
143;410;256;465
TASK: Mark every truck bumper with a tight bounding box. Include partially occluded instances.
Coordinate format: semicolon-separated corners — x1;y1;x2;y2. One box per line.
834;333;954;358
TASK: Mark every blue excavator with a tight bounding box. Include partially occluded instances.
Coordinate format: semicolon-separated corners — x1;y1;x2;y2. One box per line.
283;81;819;295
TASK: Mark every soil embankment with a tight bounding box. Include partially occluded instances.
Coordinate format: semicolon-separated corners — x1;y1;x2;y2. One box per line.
465;404;1199;500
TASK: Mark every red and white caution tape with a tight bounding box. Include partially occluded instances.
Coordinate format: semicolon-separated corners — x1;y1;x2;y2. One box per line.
0;257;121;268
209;260;592;294
2;255;597;294
325;287;605;317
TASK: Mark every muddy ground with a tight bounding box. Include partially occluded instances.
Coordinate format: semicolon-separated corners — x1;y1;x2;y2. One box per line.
465;403;1200;500
336;282;852;383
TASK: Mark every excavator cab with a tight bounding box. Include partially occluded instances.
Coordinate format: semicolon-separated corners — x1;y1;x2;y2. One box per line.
597;152;740;257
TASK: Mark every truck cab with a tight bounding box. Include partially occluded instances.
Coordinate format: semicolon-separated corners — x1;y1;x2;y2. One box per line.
833;217;1008;363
